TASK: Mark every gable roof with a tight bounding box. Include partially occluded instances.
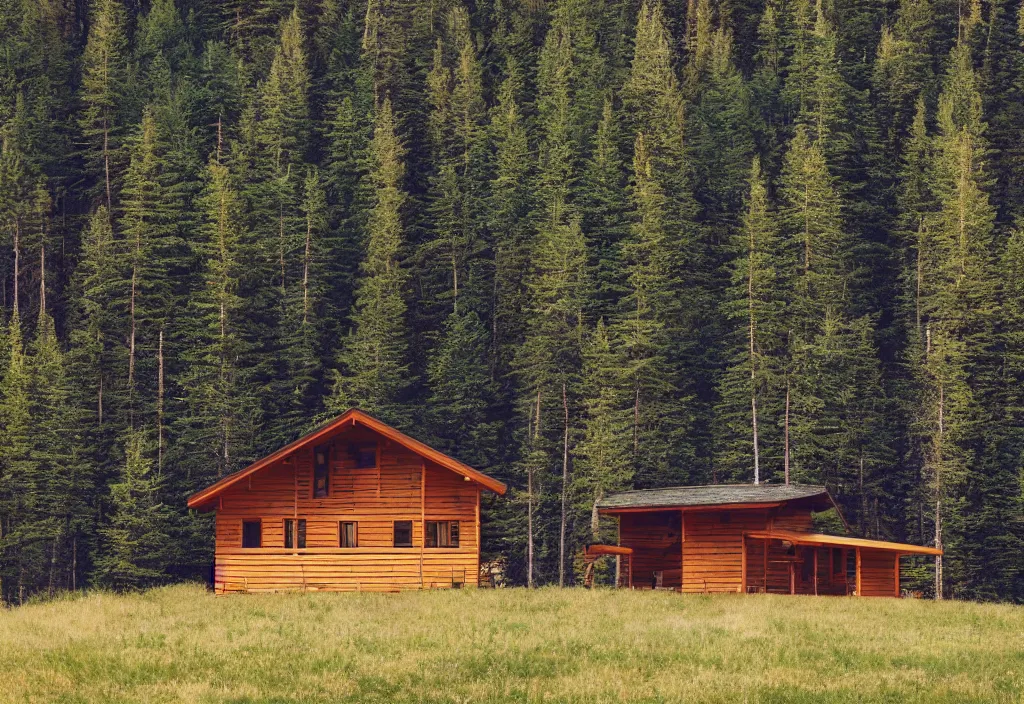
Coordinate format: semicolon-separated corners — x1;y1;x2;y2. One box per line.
187;409;506;510
596;483;834;512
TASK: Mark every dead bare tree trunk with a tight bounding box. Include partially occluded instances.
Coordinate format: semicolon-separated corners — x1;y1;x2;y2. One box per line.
303;203;312;325
747;219;761;485
528;388;540;589
559;382;569;587
39;244;46;322
12;217;20;314
784;380;791;485
104;120;112;213
157;329;164;476
935;380;944;600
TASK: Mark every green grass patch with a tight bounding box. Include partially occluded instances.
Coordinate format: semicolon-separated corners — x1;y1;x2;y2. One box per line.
1;584;1021;703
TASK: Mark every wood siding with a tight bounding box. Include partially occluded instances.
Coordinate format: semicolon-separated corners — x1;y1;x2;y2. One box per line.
212;428;481;593
859;549;898;597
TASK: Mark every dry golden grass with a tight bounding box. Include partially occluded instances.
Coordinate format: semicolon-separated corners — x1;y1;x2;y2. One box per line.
1;584;1022;703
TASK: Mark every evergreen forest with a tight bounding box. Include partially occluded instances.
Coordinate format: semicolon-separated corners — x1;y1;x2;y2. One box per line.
1;0;1023;603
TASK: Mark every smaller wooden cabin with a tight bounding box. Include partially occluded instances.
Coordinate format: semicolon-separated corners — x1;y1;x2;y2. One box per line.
187;409;506;594
596;484;941;597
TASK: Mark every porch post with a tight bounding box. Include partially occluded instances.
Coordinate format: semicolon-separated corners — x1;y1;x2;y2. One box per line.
680;510;686;593
894;553;900;597
813;549;818;596
855;547;862;596
789;562;795;595
740;533;747;594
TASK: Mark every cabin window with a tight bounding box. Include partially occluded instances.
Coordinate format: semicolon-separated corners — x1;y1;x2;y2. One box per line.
393;520;413;547
284;518;306;549
340;521;357;548
242;520;262;548
425;520;460;548
313;445;330;498
352;444;377;469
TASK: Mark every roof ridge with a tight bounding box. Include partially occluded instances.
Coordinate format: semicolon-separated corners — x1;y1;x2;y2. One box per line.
603;482;826;496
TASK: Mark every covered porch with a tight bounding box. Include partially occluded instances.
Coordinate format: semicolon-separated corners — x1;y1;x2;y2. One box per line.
742;530;943;597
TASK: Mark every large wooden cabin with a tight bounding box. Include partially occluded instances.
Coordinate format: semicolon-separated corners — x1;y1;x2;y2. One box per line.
187;409;506;594
596;484;941;597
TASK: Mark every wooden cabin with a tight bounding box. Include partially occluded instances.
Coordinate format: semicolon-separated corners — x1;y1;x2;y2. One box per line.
187;409;506;594
596;484;941;597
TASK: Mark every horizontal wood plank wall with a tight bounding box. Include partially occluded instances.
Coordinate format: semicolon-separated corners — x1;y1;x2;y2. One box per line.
682;509;773;593
213;429;479;594
858;549;897;597
619;512;682;589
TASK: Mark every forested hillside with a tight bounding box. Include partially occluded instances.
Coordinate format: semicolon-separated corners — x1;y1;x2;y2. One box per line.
0;0;1022;603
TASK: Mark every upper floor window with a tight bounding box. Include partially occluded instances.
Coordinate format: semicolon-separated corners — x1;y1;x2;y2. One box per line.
313;445;330;498
285;518;306;549
242;520;261;548
393;520;413;547
351;443;377;469
425;520;460;548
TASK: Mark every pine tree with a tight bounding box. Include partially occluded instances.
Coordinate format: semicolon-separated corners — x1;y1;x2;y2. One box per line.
93;429;173;591
616;133;692;488
329;99;413;426
78;0;131;211
714;157;786;484
0;311;35;603
573;319;631;543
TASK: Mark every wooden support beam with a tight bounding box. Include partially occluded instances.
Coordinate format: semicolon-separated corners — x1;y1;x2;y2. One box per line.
740;534;747;594
680;510;686;593
894;553;900;597
789;561;795;595
475;487;481;588
420;460;426;589
813;549;818;596
763;538;768;593
855;547;862;596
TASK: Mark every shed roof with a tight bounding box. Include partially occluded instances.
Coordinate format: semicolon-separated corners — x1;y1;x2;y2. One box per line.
596;483;833;512
187;408;506;510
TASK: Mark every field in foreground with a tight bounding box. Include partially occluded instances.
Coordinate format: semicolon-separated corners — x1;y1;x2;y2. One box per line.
2;584;1022;703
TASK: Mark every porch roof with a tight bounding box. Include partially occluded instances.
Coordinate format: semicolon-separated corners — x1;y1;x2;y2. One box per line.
744;529;943;555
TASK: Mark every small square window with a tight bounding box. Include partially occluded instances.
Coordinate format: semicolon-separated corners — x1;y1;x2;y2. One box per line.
352;444;376;468
242;520;261;548
340;521;357;548
393;520;413;547
285;518;306;549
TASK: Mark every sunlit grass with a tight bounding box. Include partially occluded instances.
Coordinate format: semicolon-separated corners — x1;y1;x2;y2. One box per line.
1;584;1021;703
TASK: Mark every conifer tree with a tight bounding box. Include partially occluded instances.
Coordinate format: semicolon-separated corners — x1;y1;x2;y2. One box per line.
78;0;131;210
329;99;413;426
0;312;34;602
572;319;631;543
93;429;172;591
715;157;786;484
616;133;692;487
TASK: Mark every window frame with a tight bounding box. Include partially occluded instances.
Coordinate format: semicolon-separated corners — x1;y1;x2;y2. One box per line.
284;518;307;549
425;520;460;548
242;520;262;548
352;443;377;469
313;445;330;498
393;520;413;548
340;521;358;548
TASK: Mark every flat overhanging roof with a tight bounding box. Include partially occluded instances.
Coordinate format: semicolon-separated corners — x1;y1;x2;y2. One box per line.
744;529;942;556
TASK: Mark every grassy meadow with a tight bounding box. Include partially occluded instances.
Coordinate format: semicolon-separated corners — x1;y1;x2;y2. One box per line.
1;584;1022;703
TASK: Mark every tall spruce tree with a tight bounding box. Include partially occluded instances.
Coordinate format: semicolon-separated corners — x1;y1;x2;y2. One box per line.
329;99;413;426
